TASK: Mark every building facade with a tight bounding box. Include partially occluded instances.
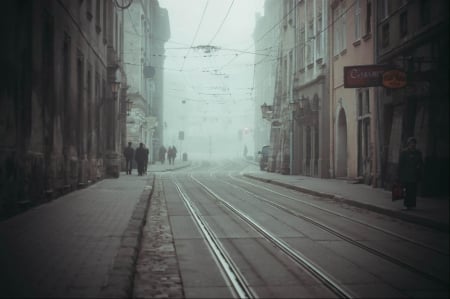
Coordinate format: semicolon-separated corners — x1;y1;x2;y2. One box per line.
0;0;125;217
253;0;281;159
329;0;378;184
375;0;449;195
123;0;169;165
291;0;330;178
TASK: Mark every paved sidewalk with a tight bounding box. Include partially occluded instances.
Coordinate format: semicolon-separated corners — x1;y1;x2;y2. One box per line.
0;174;154;298
242;165;449;232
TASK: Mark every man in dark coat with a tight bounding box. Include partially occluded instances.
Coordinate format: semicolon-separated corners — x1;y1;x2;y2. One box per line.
123;142;134;175
398;137;423;210
135;143;147;176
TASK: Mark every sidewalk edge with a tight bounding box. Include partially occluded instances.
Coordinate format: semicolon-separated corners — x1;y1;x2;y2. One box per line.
243;174;448;232
99;174;156;298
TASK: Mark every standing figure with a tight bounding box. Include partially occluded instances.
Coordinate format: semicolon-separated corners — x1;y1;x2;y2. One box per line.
144;145;149;173
167;146;173;165
124;142;134;175
159;145;167;164
172;146;177;164
135;143;147;176
398;137;423;210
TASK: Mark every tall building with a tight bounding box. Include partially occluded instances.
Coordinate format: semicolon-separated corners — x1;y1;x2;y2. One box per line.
375;0;449;195
123;0;170;165
291;0;330;177
0;0;126;217
329;0;377;184
253;0;281;159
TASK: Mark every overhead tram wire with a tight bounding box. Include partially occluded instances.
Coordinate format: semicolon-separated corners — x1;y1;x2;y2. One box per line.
218;0;356;72
217;0;301;72
207;0;235;46
179;0;210;72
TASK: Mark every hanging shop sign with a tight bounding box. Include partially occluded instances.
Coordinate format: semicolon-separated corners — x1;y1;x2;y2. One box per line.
344;64;390;88
382;69;407;89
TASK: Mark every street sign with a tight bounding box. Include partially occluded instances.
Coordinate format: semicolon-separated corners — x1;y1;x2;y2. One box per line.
344;64;391;88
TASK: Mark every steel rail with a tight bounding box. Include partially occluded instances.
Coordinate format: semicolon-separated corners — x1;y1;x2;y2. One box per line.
229;173;448;256
173;179;256;299
218;174;449;287
190;174;354;299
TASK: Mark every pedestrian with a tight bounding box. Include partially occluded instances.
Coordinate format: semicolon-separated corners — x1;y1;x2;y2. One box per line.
144;145;149;173
167;146;173;165
243;145;248;158
398;137;423;210
123;142;134;175
172;146;177;164
135;143;147;176
159;145;167;164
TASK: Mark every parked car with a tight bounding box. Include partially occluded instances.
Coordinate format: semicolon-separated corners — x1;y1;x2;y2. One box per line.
258;145;272;170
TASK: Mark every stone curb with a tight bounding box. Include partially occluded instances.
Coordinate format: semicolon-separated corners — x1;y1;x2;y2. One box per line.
243;174;448;232
99;175;156;298
150;162;192;173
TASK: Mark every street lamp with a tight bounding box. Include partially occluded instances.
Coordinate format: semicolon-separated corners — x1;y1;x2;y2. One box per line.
260;103;273;120
111;81;120;95
126;98;133;115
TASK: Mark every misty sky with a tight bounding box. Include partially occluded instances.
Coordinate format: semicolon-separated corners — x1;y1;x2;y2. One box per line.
159;0;265;159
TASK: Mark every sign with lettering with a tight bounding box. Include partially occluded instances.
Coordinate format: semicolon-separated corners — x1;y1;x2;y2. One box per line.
344;65;391;88
382;69;407;89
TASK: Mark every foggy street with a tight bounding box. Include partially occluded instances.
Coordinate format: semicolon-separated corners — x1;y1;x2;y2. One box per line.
1;159;448;298
1;0;448;298
133;159;449;298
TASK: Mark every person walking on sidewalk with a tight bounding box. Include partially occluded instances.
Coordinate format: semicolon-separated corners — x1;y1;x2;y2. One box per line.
144;145;149;173
135;143;147;176
124;142;134;175
398;137;423;210
159;145;167;164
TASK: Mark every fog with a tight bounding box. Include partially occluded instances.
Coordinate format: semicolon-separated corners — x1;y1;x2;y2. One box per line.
160;0;264;160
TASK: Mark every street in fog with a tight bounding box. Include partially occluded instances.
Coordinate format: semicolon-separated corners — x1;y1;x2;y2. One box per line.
1;0;448;298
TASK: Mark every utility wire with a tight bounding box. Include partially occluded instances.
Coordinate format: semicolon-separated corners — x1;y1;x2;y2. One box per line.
207;0;235;46
180;0;210;72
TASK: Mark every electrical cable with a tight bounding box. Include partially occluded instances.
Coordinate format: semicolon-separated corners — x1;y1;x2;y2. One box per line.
207;0;235;46
180;0;210;72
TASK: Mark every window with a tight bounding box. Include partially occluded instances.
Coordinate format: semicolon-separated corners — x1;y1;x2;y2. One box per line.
341;3;347;52
289;50;293;92
333;7;340;56
86;0;92;21
381;22;390;48
307;21;314;65
103;0;107;43
357;89;371;177
316;14;322;58
299;27;305;69
420;0;431;26
365;0;372;35
95;0;101;33
333;3;347;55
355;0;361;39
399;11;408;38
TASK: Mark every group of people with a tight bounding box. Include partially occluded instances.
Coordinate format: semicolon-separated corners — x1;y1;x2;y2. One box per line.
123;142;149;176
124;142;179;175
158;145;177;165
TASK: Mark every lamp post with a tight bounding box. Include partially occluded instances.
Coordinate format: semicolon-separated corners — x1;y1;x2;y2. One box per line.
260;102;273;120
125;98;133;116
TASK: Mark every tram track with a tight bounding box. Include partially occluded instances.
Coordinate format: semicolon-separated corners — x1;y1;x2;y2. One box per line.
173;172;354;298
199;172;448;288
